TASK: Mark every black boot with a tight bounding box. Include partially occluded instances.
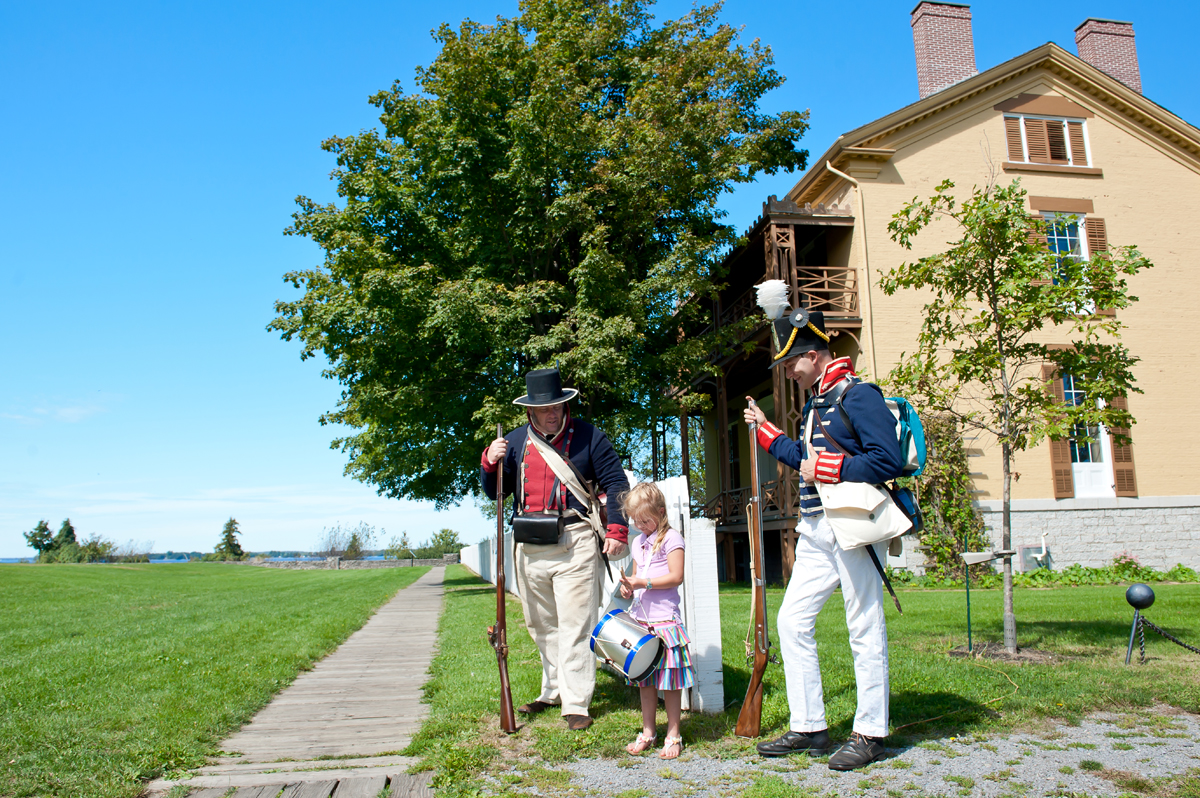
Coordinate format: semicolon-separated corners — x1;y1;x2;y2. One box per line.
828;731;886;770
756;729;831;757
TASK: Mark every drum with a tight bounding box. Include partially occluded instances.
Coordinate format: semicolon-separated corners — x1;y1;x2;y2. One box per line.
590;609;663;682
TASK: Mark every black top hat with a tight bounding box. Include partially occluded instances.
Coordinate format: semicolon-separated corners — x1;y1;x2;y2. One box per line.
769;308;830;369
513;368;579;407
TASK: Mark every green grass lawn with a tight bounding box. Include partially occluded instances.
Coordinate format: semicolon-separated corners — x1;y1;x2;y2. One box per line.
0;563;429;798
413;566;1200;795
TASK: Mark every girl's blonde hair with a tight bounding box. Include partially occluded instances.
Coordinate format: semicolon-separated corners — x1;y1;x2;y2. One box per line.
621;482;671;553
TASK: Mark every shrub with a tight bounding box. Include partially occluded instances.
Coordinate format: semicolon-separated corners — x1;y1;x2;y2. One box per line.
316;522;377;559
901;415;991;581
413;528;465;560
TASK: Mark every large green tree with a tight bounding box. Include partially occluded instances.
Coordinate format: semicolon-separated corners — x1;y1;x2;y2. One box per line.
215;518;245;560
23;520;54;554
882;178;1151;652
271;0;807;506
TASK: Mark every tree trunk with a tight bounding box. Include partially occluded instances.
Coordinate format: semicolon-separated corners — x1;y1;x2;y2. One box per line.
1002;440;1017;653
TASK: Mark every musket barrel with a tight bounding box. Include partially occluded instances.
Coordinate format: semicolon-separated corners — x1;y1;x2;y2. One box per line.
493;422;518;733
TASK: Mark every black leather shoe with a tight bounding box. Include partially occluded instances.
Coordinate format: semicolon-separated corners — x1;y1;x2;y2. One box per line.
756;729;831;757
564;714;593;731
828;731;886;770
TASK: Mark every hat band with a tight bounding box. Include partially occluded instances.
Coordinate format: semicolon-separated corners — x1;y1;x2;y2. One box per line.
773;327;799;361
528;390;565;402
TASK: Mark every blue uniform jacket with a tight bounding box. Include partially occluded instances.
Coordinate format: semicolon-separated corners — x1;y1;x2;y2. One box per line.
481;420;630;530
768;381;905;485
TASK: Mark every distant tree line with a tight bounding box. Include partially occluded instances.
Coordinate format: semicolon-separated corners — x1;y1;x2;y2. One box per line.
22;519;151;563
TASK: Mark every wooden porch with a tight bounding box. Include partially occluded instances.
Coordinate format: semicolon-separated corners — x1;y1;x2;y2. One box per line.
685;195;865;584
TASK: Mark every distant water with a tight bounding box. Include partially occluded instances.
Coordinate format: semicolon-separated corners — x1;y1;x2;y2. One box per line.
0;558;32;564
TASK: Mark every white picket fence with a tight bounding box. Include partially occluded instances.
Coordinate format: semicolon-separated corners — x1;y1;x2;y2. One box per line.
459;475;724;714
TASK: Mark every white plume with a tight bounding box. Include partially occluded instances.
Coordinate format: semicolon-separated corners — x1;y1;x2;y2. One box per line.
755;279;791;320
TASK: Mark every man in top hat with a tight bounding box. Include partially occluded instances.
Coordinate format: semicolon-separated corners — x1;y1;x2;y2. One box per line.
482;368;630;731
743;303;905;770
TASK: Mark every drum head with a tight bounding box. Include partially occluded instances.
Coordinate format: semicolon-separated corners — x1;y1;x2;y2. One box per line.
625;634;664;682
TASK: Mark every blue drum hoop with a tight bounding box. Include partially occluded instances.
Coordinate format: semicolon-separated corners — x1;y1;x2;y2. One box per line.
590;609;664;682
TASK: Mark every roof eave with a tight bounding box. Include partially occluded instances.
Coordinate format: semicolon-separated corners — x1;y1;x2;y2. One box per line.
787;42;1200;204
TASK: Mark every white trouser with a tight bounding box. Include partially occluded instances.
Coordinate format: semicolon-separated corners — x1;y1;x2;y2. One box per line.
517;522;601;716
777;513;890;738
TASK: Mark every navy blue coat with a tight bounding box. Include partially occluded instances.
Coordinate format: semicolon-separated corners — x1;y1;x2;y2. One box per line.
768;381;905;485
481;420;630;531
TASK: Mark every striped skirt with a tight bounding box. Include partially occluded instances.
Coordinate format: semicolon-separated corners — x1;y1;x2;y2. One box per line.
629;619;695;691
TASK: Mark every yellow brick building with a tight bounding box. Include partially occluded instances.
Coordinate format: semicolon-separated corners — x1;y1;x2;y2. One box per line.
695;3;1200;578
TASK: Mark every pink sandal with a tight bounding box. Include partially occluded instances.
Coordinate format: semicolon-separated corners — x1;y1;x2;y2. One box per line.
626;732;657;755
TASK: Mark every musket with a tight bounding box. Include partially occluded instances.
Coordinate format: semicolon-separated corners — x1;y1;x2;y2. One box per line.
736;399;773;738
486;422;518;734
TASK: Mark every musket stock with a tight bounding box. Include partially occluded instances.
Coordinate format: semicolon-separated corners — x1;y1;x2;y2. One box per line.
490;422;518;734
735;400;772;739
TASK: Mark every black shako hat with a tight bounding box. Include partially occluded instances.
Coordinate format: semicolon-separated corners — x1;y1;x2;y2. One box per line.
769;308;831;369
513;368;579;407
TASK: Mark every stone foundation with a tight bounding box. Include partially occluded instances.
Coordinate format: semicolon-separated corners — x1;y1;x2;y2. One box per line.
976;496;1200;572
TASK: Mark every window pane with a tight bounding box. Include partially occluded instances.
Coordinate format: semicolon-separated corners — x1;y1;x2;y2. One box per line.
1045;215;1081;285
1063;372;1104;464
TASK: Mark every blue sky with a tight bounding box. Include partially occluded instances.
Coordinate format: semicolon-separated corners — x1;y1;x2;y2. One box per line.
2;0;1195;557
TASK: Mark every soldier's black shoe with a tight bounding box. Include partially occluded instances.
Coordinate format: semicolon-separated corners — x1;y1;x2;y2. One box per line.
828;731;886;770
756;729;831;757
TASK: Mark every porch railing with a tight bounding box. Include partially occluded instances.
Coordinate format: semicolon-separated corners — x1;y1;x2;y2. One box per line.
705;266;860;341
697;478;802;525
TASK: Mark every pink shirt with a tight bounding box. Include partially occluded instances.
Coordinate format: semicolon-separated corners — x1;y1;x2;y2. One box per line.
630;528;685;622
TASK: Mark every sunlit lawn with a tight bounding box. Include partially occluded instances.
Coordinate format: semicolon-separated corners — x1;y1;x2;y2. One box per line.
0;563;429;798
411;566;1200;794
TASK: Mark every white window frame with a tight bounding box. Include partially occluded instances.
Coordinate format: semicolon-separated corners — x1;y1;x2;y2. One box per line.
1060;371;1116;498
1004;114;1091;167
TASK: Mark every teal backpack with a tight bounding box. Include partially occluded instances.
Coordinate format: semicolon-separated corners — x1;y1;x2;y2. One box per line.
834;381;928;478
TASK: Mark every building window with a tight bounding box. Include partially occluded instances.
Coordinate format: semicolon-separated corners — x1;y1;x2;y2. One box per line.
1043;214;1086;284
1005;115;1090;167
1060;371;1115;498
1061;373;1102;464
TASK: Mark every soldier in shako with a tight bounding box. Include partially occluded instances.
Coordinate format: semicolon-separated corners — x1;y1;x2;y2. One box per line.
482;368;630;731
743;292;905;770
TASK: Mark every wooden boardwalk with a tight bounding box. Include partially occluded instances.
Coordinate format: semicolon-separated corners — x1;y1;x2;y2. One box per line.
148;566;445;797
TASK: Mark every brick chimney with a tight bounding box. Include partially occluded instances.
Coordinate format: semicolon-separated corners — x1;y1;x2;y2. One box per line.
911;2;978;100
1075;18;1142;94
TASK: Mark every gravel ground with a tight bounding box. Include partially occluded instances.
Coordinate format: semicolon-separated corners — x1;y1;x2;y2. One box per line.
482;708;1200;797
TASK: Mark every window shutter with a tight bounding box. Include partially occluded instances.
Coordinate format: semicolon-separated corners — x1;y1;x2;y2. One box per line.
1044;365;1075;499
1085;218;1115;316
1047;122;1069;163
1028;216;1052;286
1108;395;1137;497
1067;122;1087;166
1005;117;1025;161
1025;119;1051;163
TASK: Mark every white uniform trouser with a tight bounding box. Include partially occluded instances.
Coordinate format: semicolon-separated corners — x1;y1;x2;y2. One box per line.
516;521;601;716
778;513;890;738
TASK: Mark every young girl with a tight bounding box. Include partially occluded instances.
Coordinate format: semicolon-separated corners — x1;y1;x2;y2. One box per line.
618;482;694;760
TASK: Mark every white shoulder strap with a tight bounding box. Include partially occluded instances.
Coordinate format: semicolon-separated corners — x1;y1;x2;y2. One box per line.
526;430;604;532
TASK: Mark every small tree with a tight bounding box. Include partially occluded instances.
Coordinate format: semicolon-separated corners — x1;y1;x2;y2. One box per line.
882;178;1151;652
343;522;377;560
24;520;54;554
52;518;77;550
385;531;413;560
215;518;245;560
